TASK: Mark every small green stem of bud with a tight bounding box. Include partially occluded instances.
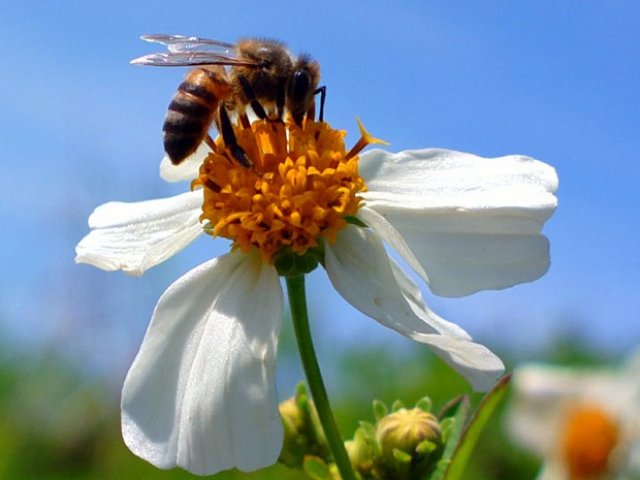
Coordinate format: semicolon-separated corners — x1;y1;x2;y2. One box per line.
285;275;357;480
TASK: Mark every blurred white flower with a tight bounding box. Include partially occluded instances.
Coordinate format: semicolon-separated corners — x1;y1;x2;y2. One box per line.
508;353;640;480
76;118;557;475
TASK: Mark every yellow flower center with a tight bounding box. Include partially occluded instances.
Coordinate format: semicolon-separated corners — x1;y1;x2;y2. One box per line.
193;117;383;263
561;404;619;479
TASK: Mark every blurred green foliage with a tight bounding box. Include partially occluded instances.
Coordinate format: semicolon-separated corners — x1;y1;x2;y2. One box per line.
0;336;612;480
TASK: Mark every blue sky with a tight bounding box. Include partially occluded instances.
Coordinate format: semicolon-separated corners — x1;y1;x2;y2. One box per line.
1;1;639;377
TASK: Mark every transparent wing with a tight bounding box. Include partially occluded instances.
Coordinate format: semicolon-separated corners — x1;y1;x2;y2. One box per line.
131;52;258;67
141;34;236;53
132;34;257;68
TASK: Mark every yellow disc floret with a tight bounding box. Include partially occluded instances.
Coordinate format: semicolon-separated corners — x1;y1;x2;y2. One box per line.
561;404;619;479
193;117;381;263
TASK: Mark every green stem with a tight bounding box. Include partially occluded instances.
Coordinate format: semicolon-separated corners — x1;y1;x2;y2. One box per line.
285;274;357;480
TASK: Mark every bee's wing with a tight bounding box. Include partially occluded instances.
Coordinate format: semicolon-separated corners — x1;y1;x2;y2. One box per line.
132;34;257;67
131;51;258;67
140;34;236;53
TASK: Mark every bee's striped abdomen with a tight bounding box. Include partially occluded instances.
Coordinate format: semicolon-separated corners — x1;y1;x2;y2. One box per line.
162;68;231;164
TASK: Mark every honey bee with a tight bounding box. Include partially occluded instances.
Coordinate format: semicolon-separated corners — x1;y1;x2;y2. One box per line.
131;34;324;167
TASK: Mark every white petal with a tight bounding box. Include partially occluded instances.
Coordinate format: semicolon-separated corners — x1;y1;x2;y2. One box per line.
325;225;504;391
75;190;203;275
414;334;505;392
507;365;575;456
326;225;464;338
360;148;558;211
160;141;210;182
357;205;429;284
359;148;558;297
121;251;283;475
389;260;470;341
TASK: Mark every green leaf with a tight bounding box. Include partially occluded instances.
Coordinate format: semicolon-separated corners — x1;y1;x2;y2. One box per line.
303;456;334;480
441;375;511;480
428;396;471;480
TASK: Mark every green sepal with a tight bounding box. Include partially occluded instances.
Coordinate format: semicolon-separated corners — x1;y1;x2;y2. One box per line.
372;399;388;421
392;447;413;464
391;448;412;478
344;215;367;227
416;439;438;455
357;421;380;457
294;383;310;411
358;421;376;439
295;382;308;397
274;250;296;276
275;247;323;277
415;396;433;413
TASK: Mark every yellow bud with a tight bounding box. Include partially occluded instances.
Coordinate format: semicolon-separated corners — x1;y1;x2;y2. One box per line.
278;396;307;468
377;408;442;457
375;407;443;478
278;386;331;469
280;397;304;435
346;427;375;475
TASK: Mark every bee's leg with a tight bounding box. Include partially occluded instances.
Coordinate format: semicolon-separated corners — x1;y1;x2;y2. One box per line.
219;105;252;168
205;116;222;150
205;134;217;150
313;86;326;122
239;112;251;129
237;74;268;120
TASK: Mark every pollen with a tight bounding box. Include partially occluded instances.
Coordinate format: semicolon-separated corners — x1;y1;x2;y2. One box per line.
194;117;376;263
561;404;619;479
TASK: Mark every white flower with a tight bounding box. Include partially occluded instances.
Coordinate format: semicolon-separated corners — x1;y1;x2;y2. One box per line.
76;119;557;475
507;353;640;480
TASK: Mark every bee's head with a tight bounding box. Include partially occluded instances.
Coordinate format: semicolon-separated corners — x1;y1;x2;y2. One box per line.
287;55;320;125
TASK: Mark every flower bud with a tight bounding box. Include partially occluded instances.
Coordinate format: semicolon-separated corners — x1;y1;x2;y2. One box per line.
346;426;375;476
375;407;443;479
280;396;304;435
278;396;308;468
278;384;330;469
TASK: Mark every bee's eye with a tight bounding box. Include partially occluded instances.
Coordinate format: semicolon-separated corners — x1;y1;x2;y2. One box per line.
288;70;310;103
